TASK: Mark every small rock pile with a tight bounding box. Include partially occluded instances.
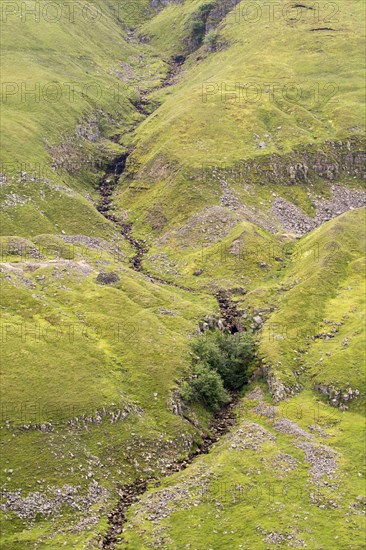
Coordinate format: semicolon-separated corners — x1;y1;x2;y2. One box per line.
1;481;107;520
96;272;120;285
228;421;277;451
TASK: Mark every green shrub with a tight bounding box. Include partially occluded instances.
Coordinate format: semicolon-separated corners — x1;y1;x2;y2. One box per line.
191;330;255;391
203;30;218;50
181;363;230;412
188;2;217;47
181;330;255;411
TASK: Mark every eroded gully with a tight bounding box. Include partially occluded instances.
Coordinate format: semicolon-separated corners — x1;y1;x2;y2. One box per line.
96;57;247;549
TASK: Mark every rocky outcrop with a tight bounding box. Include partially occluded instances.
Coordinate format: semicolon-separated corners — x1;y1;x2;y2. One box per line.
267;372;301;403
96;272;120;285
250;361;301;403
204;138;366;185
314;384;361;410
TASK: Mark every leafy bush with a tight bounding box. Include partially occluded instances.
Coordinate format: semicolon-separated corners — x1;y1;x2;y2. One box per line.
191;330;255;391
180;363;230;412
203;30;218;50
181;330;255;411
188;2;217;47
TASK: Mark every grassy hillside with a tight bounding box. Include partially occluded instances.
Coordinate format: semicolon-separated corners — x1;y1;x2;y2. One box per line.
121;385;366;549
0;0;156;166
0;0;365;548
133;0;365;165
0;237;217;548
0;0;167;238
115;0;365;237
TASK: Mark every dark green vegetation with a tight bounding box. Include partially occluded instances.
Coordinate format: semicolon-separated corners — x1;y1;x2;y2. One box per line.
188;3;217;48
0;0;365;548
191;330;254;391
181;330;255;411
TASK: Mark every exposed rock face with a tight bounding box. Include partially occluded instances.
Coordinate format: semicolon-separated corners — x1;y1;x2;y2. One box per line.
252;363;301;403
205;138;366;185
314;384;360;410
167;390;185;417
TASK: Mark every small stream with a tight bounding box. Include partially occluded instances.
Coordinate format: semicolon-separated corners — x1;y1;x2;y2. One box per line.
97;151;148;272
102;394;240;549
95;52;249;549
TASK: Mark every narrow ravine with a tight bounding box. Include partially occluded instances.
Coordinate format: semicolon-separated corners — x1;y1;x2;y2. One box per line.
96;150;148;272
95;54;185;275
97;155;128;215
96;151;195;290
215;289;245;334
95;43;252;549
96;133;250;550
102;394;240;549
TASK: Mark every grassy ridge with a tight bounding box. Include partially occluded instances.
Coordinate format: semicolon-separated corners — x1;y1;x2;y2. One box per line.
259;209;366;401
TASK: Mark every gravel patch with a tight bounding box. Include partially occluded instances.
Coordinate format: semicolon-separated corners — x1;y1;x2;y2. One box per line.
273;419;339;485
273;418;315;440
228;422;277;451
271;184;366;235
261;452;300;478
1;481;107;520
134;467;214;525
297;441;338;485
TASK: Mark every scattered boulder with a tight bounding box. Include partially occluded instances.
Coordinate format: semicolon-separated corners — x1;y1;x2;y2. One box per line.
96;272;120;285
157;308;176;315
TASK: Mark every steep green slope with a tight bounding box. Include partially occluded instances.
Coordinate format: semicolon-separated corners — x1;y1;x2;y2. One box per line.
0;0;365;548
0;0;167;238
115;0;365;238
121;385;366;549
